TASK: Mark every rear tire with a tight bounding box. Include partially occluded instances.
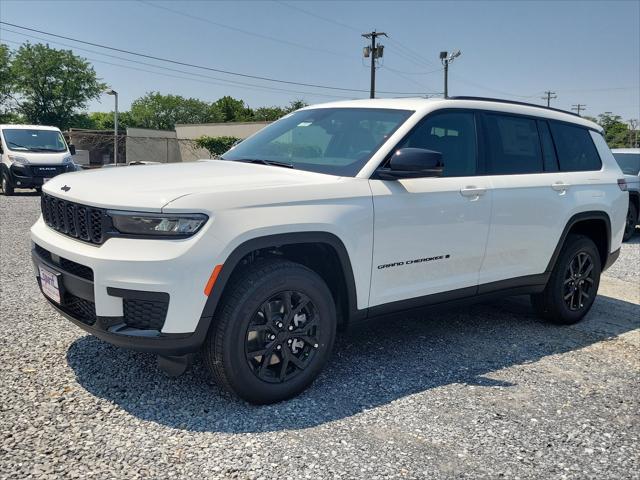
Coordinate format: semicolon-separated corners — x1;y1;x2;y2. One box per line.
531;234;601;325
623;201;638;242
203;259;337;404
1;174;14;196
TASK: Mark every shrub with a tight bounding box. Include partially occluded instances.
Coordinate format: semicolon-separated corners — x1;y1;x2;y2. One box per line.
195;135;241;158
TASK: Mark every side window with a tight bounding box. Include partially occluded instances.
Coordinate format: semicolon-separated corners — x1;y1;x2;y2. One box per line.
538;120;559;172
397;111;477;177
549;122;602;172
484;114;543;174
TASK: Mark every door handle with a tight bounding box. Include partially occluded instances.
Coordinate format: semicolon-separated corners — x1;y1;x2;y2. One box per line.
551;182;571;192
460;186;487;197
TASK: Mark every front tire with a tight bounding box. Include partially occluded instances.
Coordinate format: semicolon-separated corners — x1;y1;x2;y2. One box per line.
623;202;638;241
1;174;14;196
531;234;601;324
203;259;337;404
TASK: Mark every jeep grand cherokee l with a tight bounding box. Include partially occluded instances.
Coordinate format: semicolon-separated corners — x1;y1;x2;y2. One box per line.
30;97;627;404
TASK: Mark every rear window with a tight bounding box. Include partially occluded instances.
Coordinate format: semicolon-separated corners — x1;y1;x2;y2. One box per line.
549;122;602;172
613;152;640;175
484;114;543;174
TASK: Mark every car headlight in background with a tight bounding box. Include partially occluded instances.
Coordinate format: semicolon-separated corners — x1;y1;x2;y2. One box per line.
8;155;29;165
108;212;208;237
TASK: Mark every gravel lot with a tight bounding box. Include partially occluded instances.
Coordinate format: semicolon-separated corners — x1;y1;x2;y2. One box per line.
1;192;639;480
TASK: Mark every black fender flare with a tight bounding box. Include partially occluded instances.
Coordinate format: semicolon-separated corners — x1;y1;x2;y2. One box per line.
545;211;611;273
193;231;362;343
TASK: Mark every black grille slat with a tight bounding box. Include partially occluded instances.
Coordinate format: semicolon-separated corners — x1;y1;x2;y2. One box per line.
40;194;105;245
66;204;77;237
77;206;89;240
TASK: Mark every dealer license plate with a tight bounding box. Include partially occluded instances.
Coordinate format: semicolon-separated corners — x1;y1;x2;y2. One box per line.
39;265;61;304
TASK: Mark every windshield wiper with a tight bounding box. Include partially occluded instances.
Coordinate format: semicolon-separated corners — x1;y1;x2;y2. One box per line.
7;141;29;150
29;148;64;152
234;158;294;169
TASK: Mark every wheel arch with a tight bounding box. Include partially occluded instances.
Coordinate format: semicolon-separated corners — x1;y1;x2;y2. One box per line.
199;231;362;329
546;211;611;272
629;191;640;213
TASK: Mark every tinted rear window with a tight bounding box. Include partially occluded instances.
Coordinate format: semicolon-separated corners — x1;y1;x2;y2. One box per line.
613;153;640;175
549;122;602;172
484;114;543;174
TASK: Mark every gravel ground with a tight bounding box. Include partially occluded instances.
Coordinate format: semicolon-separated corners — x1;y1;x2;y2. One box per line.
1;192;639;480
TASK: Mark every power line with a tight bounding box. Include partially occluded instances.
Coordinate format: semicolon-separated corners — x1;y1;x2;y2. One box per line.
0;36;354;100
0;21;429;96
275;1;362;33
138;0;353;60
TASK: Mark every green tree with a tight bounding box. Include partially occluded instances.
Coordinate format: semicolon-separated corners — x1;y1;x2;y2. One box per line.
130;92;219;130
253;106;287;121
0;44;14;122
597;113;629;148
286;99;308;112
10;43;106;129
212;96;253;122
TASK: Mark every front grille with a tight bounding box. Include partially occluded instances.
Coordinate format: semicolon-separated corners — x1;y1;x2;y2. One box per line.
41;194;106;244
62;292;96;326
34;244;94;281
123;298;168;331
31;165;67;177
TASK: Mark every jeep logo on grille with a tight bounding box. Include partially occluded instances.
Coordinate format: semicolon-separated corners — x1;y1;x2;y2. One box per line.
61;185;71;192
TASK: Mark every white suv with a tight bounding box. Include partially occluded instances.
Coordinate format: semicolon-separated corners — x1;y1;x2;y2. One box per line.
30;97;628;403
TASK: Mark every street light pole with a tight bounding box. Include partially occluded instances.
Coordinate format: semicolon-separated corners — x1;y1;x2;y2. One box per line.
440;50;461;98
105;89;118;166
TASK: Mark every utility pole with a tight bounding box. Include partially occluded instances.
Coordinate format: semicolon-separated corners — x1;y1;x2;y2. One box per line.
542;90;557;107
362;30;387;99
571;104;586;116
439;50;461;98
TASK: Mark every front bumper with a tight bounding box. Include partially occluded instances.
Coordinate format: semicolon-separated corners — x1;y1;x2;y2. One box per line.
8;163;74;188
31;216;221;354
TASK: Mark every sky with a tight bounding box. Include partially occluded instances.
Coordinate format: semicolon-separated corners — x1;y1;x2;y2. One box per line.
0;0;639;120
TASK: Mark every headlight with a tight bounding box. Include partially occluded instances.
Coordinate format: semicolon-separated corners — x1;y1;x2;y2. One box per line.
8;155;29;165
62;156;73;164
108;212;208;237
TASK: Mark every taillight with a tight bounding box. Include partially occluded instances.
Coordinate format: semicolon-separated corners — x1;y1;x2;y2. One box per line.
618;179;628;191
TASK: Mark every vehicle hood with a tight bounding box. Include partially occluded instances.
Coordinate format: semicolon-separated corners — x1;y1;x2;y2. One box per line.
42;160;341;211
8;150;71;165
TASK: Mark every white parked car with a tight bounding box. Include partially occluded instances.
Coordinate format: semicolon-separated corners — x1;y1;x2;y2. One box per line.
611;148;640;240
1;124;78;195
30;97;628;403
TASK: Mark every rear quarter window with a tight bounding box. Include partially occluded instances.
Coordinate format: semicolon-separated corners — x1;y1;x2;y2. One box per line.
549;122;602;172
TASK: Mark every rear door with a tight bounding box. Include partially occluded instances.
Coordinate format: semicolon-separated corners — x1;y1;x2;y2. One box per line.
368;110;493;309
477;113;587;286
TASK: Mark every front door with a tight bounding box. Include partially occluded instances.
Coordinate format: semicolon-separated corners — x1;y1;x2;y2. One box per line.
368;110;492;309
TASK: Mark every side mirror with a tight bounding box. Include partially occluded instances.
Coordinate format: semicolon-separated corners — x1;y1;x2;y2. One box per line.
377;148;444;180
68;144;76;156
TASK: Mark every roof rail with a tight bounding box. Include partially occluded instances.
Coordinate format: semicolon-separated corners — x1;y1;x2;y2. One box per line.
448;96;582;118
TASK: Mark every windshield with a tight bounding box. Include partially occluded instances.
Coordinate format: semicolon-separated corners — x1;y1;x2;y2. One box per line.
2;129;68;153
221;108;413;176
613;152;640;175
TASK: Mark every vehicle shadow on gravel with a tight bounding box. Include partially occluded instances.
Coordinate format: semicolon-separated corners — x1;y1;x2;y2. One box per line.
66;294;639;433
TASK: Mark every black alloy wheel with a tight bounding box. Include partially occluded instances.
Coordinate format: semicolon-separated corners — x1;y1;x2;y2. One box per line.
563;251;596;311
245;290;320;383
203;259;336;404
